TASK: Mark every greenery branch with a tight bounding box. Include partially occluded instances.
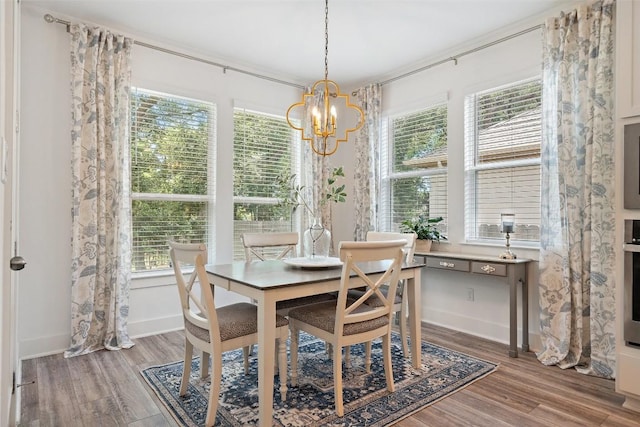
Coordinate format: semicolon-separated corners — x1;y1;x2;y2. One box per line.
275;166;347;218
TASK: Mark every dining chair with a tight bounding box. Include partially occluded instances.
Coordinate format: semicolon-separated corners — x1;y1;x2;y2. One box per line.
241;231;337;315
169;241;289;427
355;231;417;358
287;240;406;417
333;233;417;361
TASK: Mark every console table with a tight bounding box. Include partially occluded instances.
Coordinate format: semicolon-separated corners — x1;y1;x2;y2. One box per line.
415;251;532;358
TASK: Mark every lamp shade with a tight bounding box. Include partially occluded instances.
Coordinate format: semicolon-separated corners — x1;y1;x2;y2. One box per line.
501;213;515;234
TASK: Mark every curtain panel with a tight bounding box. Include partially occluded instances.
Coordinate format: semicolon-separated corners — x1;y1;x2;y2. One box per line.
65;24;134;357
537;0;616;378
352;84;382;241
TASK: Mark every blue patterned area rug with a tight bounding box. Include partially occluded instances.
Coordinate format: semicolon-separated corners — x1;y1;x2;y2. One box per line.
141;332;497;426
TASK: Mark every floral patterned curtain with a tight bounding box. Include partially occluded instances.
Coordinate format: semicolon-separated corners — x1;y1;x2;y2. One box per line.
537;0;616;378
65;24;134;357
352;84;382;241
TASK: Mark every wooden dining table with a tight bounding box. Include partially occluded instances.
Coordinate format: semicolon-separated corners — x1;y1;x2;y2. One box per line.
205;258;424;426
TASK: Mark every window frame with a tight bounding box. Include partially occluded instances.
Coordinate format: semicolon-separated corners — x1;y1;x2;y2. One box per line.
380;100;449;235
463;77;541;246
130;87;217;274
231;105;301;260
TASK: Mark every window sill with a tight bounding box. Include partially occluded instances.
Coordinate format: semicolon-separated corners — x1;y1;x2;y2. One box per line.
131;269;176;290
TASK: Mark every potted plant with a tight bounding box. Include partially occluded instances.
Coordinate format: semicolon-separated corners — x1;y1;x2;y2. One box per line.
400;215;446;253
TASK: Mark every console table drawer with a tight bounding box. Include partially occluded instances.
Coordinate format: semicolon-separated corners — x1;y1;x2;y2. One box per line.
471;262;507;276
426;257;470;272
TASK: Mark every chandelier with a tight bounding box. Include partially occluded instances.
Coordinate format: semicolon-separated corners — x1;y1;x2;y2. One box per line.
286;0;364;156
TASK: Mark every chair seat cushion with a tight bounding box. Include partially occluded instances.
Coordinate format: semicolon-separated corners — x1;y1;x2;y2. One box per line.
185;302;288;343
276;293;337;310
347;288;402;307
288;301;389;336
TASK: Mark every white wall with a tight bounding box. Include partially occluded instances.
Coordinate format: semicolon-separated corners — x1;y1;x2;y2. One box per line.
18;3;582;359
18;5;72;359
375;28;544;349
17;5;301;358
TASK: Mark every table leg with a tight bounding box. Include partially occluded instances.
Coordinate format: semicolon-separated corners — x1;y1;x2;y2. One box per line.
407;269;422;368
520;264;529;352
508;266;518;358
257;295;276;426
200;351;210;378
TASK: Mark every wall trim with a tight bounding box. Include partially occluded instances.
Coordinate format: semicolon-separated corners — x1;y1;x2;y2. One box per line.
422;309;539;353
20;314;184;360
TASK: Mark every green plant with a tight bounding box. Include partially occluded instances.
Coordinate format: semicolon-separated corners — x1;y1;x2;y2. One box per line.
275;166;346;217
400;215;446;241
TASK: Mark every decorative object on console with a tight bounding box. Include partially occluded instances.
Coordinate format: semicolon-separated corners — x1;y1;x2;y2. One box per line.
400;214;445;253
499;213;517;259
285;0;364;156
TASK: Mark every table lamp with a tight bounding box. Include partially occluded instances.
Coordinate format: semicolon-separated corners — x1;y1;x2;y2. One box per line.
499;213;516;259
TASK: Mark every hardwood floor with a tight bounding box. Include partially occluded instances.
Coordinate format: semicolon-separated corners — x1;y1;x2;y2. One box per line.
18;323;640;426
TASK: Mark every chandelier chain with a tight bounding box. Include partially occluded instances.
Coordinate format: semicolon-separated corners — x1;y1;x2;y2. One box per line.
284;0;364;156
324;0;329;82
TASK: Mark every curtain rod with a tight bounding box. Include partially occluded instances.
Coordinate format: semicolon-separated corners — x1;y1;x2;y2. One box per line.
379;24;543;86
45;13;541;91
43;13;306;90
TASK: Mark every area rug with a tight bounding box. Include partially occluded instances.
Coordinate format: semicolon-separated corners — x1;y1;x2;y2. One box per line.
141;332;497;426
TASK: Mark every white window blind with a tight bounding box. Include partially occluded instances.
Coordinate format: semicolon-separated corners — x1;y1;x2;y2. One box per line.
233;108;299;260
381;104;448;234
464;78;541;243
130;88;215;272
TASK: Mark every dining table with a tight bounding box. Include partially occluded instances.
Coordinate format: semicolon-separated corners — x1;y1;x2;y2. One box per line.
205;258;424;426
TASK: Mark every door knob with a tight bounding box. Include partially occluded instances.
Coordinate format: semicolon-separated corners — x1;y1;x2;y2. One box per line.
10;255;26;271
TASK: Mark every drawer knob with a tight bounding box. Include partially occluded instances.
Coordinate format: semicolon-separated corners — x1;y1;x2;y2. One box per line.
439;261;455;268
481;264;496;273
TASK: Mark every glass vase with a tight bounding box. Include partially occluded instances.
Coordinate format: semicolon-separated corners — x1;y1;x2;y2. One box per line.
303;217;331;258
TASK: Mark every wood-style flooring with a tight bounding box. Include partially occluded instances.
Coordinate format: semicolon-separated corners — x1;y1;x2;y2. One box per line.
18;323;640;426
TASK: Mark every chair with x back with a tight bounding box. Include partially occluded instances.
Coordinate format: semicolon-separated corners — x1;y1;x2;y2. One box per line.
241;231;337;315
346;232;417;359
287;240;406;417
366;231;417;357
169;241;289;427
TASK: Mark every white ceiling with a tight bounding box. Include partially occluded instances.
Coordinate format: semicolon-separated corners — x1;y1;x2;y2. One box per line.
24;0;576;88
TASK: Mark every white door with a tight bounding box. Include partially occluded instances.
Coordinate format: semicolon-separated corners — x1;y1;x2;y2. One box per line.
1;1;22;425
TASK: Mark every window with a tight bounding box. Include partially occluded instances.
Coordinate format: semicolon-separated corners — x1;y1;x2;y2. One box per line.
381;104;448;235
130;88;215;272
464;78;541;243
233;108;299;260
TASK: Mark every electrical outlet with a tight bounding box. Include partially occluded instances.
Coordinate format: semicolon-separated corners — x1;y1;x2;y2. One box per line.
467;288;474;301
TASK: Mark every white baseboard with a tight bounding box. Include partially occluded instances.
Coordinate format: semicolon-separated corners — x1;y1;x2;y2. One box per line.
19;333;69;360
422;309;541;353
19;310;541;360
19;314;184;360
128;314;183;339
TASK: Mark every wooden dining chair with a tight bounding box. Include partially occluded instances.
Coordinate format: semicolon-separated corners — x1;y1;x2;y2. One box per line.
241;231;298;261
168;241;289;427
362;231;417;357
241;231;337;315
345;232;417;359
287;240;406;417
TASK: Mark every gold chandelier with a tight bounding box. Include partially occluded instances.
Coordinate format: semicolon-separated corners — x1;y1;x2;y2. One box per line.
286;0;364;156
